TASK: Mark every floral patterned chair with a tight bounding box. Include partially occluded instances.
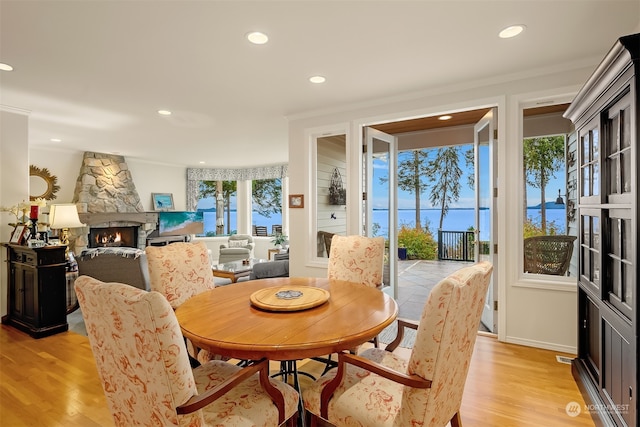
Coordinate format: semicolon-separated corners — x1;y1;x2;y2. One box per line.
75;276;299;427
146;241;219;364
327;234;385;288
318;235;385;371
303;261;493;427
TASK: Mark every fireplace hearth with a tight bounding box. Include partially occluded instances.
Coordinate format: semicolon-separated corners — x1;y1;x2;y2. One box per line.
89;226;137;248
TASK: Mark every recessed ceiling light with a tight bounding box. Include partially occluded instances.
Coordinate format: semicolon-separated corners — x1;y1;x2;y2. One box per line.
50;138;62;142
158;110;172;116
309;75;326;84
499;25;525;39
438;115;452;121
0;63;13;71
247;32;269;45
199;161;205;164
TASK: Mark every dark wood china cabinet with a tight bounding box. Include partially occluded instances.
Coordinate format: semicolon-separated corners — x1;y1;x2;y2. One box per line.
564;33;639;427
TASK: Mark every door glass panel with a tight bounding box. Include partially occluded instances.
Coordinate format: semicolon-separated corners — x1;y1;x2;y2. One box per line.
592;130;599;196
592;216;600;285
475;108;496;333
364;128;396;294
476;126;490;261
316;134;347;258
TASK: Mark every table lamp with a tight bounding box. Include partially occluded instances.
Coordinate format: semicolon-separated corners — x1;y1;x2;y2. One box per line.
49;204;86;247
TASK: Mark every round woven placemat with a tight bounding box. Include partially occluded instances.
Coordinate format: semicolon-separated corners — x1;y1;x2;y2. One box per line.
250;286;330;312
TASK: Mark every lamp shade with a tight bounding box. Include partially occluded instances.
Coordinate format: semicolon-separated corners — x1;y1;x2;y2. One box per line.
49;204;86;229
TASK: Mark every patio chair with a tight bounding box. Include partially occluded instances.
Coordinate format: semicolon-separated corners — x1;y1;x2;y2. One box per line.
75;276;299;427
303;261;493;427
318;231;335;257
253;225;268;236
523;235;576;276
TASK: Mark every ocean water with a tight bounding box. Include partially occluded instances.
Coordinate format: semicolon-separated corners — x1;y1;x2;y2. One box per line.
374;208;566;240
201;208;566;239
202;211;282;235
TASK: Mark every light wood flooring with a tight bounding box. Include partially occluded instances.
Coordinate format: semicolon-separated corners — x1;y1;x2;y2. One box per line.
0;325;595;426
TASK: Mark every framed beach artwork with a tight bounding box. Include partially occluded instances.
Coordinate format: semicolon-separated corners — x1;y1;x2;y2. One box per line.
152;193;174;211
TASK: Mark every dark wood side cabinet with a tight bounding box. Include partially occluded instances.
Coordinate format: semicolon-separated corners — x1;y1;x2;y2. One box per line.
2;244;68;338
564;33;639;427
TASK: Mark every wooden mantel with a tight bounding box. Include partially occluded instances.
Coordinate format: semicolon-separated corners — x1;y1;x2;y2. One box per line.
78;212;157;226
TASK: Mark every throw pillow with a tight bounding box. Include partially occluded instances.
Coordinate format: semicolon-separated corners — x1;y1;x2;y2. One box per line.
229;239;248;248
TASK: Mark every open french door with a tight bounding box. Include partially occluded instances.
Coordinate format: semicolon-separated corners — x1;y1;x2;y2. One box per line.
474;108;498;333
364;127;398;299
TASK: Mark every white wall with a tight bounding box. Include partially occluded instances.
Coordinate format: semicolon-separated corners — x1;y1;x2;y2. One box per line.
1;108;30;318
288;64;597;353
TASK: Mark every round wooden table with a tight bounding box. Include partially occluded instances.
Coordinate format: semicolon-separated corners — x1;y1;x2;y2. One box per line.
175;277;398;361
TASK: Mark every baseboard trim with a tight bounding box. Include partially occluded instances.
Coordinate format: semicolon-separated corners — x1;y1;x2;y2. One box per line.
504;335;576;354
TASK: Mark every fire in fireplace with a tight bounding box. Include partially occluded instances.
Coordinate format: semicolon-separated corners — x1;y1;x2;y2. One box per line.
89;226;138;248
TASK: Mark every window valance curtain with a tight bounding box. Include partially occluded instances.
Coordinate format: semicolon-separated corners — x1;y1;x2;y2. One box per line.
186;165;288;210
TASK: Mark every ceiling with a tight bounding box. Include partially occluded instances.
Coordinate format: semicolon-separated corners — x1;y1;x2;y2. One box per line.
1;1;638;168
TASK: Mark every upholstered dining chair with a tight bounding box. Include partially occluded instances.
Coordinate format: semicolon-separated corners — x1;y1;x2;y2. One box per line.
303;261;493;427
327;234;385;288
146;241;218;364
75;276;299;427
316;234;386;373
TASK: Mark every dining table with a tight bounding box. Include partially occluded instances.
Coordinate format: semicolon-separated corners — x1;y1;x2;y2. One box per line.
175;276;398;362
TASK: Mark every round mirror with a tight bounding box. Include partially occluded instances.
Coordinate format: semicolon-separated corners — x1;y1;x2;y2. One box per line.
29;165;60;201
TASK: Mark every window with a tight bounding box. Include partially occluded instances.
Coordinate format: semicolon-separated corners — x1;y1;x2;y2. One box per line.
252;178;282;236
187;165;287;236
196;180;236;236
522;104;577;276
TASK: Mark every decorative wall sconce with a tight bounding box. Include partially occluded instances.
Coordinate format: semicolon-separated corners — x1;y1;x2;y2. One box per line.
329;168;346;205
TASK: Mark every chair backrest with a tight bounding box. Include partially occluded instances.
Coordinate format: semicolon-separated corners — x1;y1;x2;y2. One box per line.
272;224;283;235
75;276;203;427
227;233;254;248
524;235;576;275
327;235;385;287
318;230;335;257
146;241;215;309
253;225;268;236
404;261;493;426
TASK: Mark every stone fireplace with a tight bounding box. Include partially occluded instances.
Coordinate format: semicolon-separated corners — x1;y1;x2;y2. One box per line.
69;152;158;253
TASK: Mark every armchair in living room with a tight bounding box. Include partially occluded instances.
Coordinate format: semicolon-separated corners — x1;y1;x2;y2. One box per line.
218;234;254;263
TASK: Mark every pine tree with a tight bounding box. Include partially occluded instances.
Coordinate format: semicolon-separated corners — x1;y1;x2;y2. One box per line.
426;146;463;230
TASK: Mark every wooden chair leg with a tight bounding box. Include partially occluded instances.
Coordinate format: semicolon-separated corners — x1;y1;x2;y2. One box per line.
308;412;318;427
286;412;297;427
450;412;462;427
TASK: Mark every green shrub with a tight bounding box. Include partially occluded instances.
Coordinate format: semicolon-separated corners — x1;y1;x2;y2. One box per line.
523;217;563;239
398;225;437;260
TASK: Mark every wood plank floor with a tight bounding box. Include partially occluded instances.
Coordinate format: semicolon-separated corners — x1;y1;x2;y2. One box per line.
0;325;595;426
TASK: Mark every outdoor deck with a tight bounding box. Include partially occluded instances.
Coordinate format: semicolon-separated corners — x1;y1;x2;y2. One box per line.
396;259;474;320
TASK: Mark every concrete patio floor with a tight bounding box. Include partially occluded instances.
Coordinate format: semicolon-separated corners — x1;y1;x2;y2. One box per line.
395;259;473;320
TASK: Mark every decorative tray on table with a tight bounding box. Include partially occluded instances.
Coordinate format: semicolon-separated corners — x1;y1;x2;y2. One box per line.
250;285;330;312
